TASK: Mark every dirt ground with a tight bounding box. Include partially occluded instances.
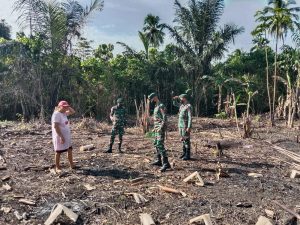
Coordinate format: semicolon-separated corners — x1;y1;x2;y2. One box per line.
0;117;299;225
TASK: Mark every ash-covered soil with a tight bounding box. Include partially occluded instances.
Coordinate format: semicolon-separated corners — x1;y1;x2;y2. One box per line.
0;117;299;225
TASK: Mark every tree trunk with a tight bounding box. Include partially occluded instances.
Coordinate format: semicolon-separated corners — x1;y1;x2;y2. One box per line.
290;67;300;128
264;43;273;126
217;85;222;113
272;29;279;124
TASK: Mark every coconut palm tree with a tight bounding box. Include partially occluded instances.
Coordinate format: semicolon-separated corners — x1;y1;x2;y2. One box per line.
165;0;244;115
138;31;150;59
252;21;273;125
256;0;300;121
117;31;150;60
143;14;165;48
13;0;103;52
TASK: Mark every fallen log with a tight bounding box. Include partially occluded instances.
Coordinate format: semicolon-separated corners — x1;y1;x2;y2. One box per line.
125;193;148;204
130;177;144;184
79;144;95;152
273;201;300;220
269;143;300;163
158;185;187;197
19;199;36;206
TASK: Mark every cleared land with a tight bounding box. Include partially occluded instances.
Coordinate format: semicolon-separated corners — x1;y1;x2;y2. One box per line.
0;117;299;225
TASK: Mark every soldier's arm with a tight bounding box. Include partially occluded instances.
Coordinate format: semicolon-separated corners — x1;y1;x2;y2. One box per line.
160;105;167;128
110;107;115;121
187;106;192;130
172;96;180;108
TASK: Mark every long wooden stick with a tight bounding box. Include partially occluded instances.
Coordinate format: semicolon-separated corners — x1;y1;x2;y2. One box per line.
273;201;300;220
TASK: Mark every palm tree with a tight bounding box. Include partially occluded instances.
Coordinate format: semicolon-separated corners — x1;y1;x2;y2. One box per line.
138;31;149;59
143;14;165;48
256;0;300;121
13;0;103;52
165;0;244;115
252;21;273;125
117;31;150;60
0;19;11;40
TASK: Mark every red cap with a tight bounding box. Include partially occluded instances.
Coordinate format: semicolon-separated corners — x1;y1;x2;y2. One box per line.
58;100;70;107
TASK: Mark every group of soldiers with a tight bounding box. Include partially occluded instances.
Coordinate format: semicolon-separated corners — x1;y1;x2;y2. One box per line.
104;91;192;173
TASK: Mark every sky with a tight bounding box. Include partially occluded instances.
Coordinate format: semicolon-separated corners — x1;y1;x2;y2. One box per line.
1;0;300;55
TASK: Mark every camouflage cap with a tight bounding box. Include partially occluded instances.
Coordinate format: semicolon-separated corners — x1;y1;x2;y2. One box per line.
179;94;188;99
148;92;157;100
117;98;123;103
185;89;192;96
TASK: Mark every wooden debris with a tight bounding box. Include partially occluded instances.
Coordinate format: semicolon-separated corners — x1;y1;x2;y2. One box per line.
270;143;300;164
1;206;12;214
255;216;273;225
183;171;204;186
158;185;187;197
13;194;25;199
14;211;23;220
0;166;7;170
265;209;274;219
189;213;213;225
2;183;12;191
24;165;38;171
19;198;36;206
79;144;95;152
139;213;155;225
216;162;229;180
126;193;148;204
130;177;144;184
236;202;252;208
44;203;78;225
290;170;300;179
273;200;300;220
1;175;10;181
49;168;57;175
83;183;96;191
248;173;263;178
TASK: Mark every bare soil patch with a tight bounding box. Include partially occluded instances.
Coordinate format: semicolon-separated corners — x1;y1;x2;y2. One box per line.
0;118;299;225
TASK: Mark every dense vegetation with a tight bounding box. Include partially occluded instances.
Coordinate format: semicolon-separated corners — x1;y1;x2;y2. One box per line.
1;0;300;127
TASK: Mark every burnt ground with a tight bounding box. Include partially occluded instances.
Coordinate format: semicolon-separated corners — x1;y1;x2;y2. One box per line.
0;117;299;225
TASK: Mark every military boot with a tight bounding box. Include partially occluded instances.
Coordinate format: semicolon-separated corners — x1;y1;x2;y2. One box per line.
151;149;162;166
118;142;123;153
183;146;191;160
104;143;113;153
151;153;162;166
180;145;186;159
160;156;171;172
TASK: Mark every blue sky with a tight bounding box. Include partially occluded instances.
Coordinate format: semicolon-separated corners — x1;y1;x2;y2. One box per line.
1;0;300;55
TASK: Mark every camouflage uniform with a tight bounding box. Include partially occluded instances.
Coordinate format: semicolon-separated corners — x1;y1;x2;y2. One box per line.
148;92;170;172
153;103;167;157
105;99;126;153
173;95;192;160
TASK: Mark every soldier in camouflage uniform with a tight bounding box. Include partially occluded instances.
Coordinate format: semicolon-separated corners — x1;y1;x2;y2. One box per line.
173;94;192;160
148;93;171;172
104;98;127;153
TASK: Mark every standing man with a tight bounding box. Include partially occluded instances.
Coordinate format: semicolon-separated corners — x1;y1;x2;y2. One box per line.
104;98;126;153
173;94;192;160
148;93;171;172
